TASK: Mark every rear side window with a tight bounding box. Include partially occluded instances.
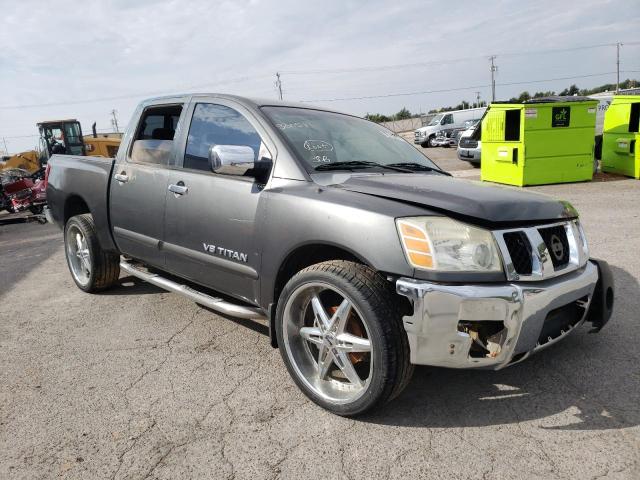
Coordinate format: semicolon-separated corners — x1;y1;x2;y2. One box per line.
136;107;182;140
130;104;183;165
183;103;262;172
504;109;521;141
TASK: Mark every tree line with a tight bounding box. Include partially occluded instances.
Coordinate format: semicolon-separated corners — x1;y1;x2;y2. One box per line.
364;78;639;122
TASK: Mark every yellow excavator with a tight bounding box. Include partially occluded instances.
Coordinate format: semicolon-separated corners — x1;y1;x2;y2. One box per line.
0;150;40;172
1;119;122;173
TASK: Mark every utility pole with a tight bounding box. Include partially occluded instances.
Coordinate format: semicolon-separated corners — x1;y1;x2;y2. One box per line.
110;109;120;133
275;72;283;100
2;137;8;156
475;91;481;108
489;56;498;102
616;42;622;93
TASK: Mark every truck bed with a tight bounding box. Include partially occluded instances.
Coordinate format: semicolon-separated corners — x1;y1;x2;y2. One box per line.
46;154;117;251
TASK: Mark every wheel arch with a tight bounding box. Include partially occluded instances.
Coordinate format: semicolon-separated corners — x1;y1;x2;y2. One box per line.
61;194;118;252
63;194;91;225
267;242;376;348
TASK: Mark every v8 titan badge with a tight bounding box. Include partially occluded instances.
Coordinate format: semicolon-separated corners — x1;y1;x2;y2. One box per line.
552;106;571;127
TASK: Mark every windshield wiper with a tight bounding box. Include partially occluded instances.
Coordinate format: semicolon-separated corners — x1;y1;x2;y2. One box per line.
314;161;414;173
386;162;451;176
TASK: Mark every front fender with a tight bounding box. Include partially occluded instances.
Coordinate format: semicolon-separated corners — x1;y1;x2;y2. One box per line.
256;182;427;308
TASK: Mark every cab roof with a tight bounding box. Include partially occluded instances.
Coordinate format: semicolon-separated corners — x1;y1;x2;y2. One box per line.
140;93;345;114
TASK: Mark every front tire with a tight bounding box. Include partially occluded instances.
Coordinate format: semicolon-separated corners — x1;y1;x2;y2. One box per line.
64;214;120;292
275;261;413;416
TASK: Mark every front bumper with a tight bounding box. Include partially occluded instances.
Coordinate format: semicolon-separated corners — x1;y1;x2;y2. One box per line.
457;147;481;162
396;260;608;369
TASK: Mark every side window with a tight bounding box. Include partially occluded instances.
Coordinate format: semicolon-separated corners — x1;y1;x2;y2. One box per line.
443;114;453;125
184;103;262;173
504;109;521;141
129;104;183;165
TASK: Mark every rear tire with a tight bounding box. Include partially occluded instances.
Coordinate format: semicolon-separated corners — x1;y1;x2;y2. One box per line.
64;214;120;292
275;260;413;416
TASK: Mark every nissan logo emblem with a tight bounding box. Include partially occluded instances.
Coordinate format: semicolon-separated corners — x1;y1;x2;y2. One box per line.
550;234;564;260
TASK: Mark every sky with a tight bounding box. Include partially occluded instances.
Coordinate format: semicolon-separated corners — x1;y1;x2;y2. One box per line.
1;0;639;153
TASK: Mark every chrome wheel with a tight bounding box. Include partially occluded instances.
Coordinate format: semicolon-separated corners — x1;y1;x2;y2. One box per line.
282;282;373;404
66;225;91;286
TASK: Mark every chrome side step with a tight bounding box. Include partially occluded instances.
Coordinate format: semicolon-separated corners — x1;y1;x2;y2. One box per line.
119;261;266;320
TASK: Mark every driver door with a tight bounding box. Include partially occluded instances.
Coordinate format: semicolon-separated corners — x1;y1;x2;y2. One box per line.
162;99;273;303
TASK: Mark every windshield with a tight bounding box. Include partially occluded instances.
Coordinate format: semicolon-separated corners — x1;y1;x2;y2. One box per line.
428;114;443;126
262;107;440;173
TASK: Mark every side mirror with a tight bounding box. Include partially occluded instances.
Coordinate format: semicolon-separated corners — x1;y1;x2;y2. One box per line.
208;145;255;176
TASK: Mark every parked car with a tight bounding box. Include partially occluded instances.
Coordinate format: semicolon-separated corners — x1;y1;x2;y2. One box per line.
414;107;485;147
0;167;47;214
431;129;462;148
431;131;451;147
457;123;482;166
46;94;614;416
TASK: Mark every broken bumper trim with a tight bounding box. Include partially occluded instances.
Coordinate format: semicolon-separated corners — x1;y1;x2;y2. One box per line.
396;261;599;369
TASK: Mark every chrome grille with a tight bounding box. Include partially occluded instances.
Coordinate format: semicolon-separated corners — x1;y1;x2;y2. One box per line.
494;221;587;281
459;137;478;148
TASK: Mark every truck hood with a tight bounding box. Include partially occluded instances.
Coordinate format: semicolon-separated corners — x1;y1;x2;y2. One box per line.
334;174;575;226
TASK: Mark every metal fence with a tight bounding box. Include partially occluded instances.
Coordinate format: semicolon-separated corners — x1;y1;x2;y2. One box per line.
379;117;423;133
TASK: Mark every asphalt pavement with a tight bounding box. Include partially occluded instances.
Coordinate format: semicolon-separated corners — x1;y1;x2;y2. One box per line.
1;155;639;479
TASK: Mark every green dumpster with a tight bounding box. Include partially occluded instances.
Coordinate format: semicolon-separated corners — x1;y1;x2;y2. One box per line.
481;97;597;186
601;95;640;179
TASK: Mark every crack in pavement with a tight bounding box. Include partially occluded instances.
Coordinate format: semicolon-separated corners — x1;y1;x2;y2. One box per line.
110;309;200;479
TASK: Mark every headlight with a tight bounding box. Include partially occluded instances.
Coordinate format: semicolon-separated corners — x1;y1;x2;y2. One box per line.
396;217;502;272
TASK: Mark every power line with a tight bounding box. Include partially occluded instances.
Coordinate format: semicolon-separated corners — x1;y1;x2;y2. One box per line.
4;71;640;140
300;71;640;103
2;41;638;111
0;74;273;110
280;41;639;76
1;128;114;140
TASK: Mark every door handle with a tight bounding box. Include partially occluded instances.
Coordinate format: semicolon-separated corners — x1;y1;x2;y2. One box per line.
114;172;128;183
168;183;188;195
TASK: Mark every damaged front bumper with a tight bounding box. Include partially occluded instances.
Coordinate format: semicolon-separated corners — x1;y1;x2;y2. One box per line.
396;260;614;369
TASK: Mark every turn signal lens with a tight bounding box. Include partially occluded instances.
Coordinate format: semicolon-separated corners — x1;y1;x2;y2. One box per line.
397;219;434;269
399;222;427;240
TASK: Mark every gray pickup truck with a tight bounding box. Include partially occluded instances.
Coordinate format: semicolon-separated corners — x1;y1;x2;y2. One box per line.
46;94;614;416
